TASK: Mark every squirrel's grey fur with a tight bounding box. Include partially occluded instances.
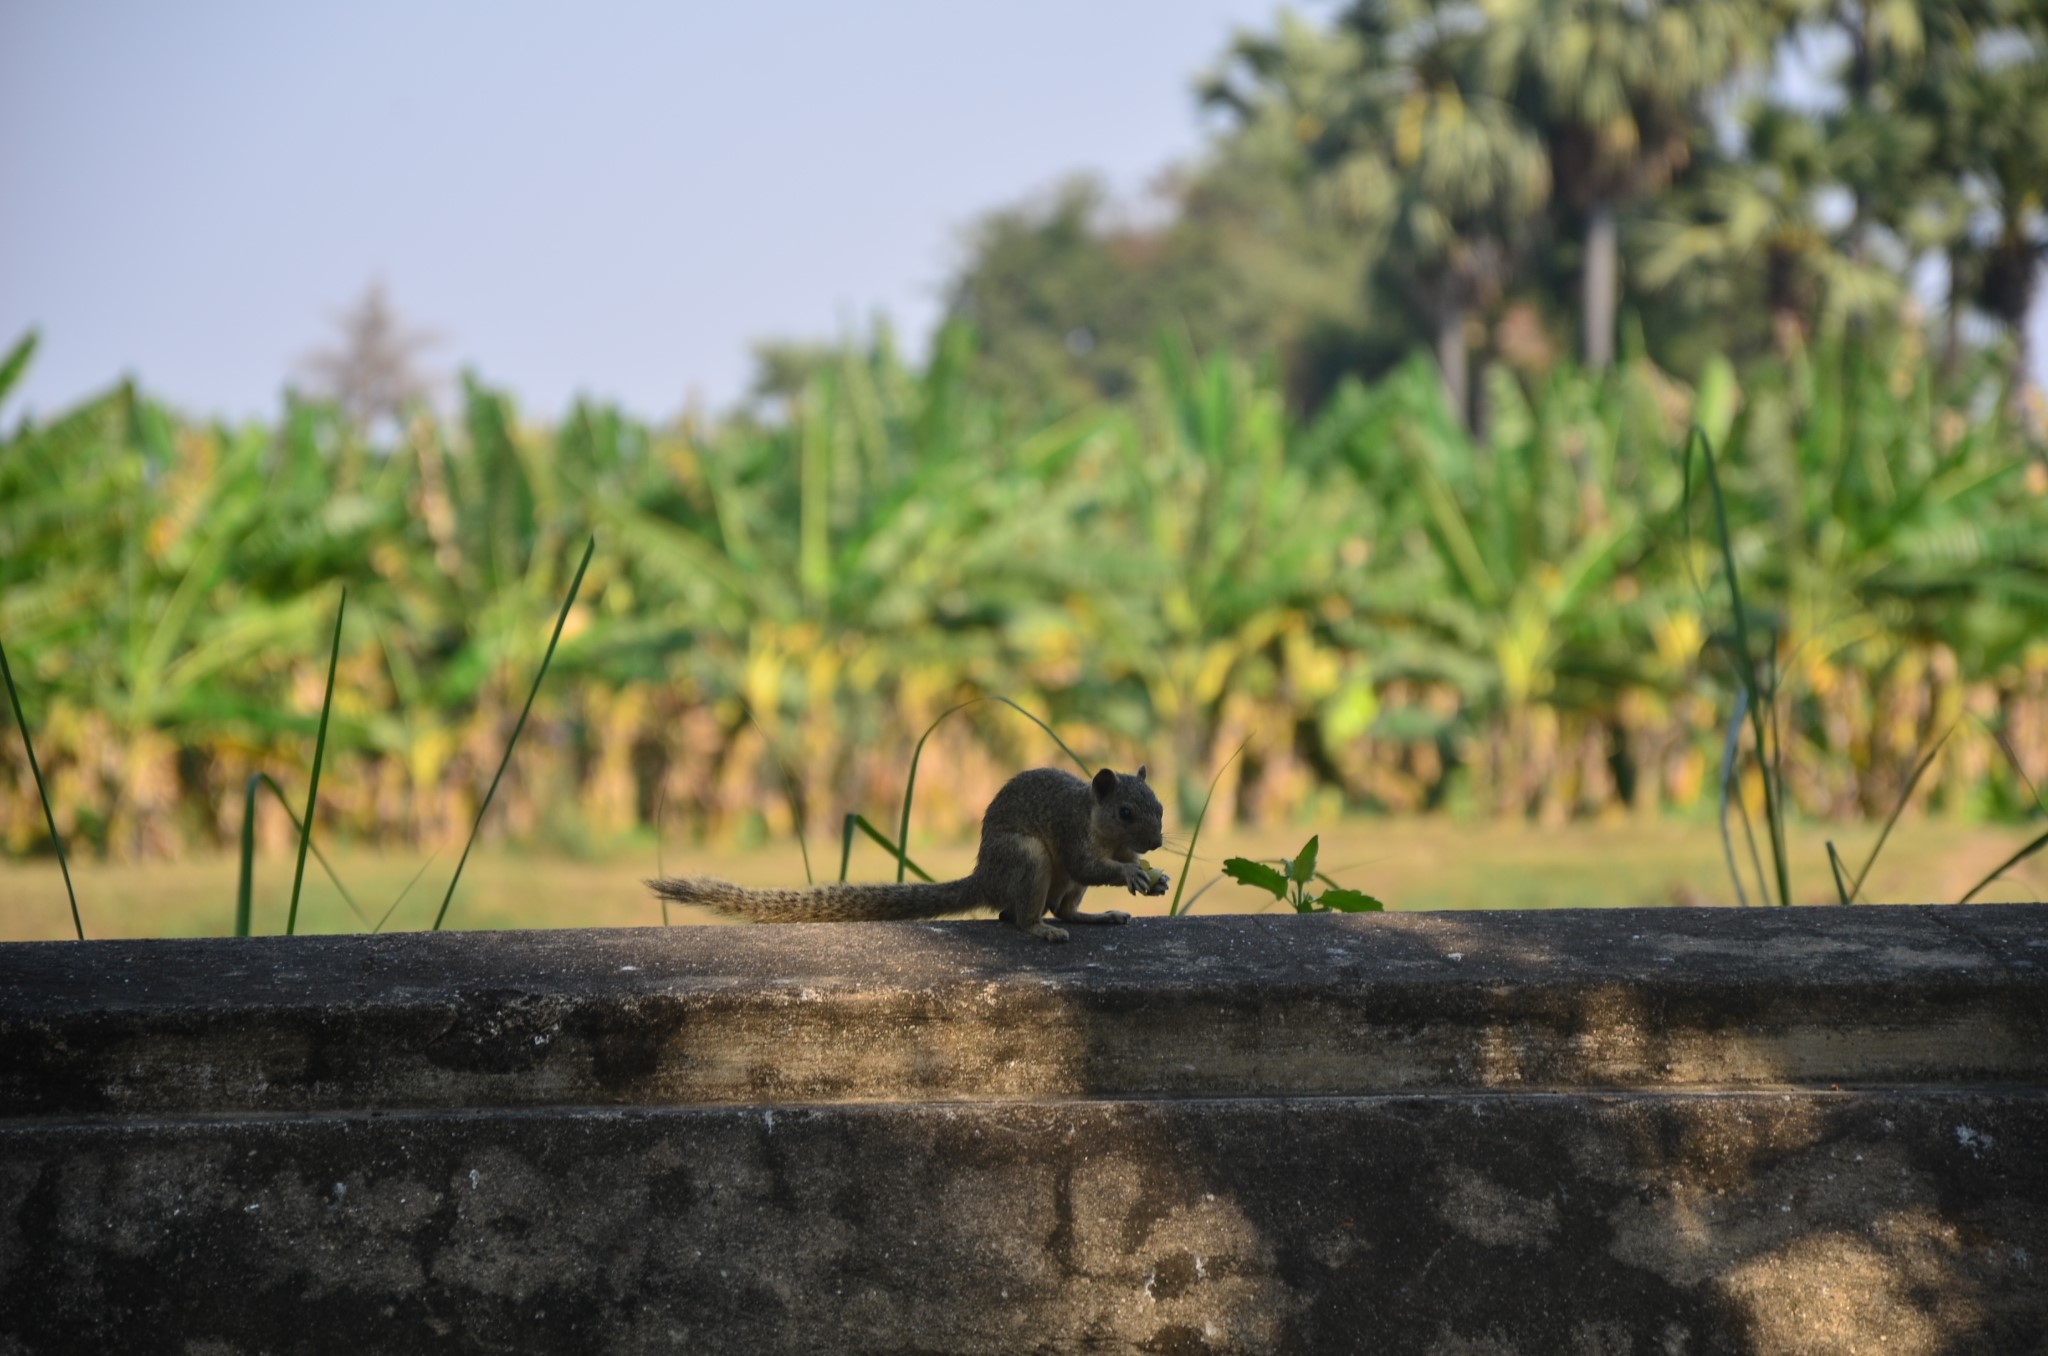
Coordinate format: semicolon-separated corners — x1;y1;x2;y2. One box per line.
648;766;1168;942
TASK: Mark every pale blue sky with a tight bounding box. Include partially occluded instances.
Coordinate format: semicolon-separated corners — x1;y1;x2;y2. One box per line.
4;2;2041;424
2;0;1285;421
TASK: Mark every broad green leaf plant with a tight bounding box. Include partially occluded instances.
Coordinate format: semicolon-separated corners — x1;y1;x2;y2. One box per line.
1222;835;1385;913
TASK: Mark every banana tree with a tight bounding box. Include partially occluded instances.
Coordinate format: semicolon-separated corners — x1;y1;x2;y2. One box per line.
1345;356;1677;815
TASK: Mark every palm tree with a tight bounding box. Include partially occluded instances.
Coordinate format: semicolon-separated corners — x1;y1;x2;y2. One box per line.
1356;18;1550;425
1812;0;1927;259
1637;106;1902;351
1476;0;1769;371
1926;23;2048;417
1209;7;1549;426
1810;0;2035;376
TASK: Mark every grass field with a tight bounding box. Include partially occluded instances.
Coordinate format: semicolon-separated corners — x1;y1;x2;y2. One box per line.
3;815;2042;942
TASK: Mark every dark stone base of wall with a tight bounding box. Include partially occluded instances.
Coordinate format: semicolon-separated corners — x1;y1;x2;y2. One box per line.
7;1091;2044;1355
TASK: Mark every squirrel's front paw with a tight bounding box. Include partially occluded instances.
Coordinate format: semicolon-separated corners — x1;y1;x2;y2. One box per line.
1124;862;1170;896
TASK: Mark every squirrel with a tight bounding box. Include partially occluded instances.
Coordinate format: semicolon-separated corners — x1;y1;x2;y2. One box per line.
647;765;1170;942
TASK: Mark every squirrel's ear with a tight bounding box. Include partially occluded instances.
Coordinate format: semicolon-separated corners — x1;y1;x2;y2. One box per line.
1091;767;1119;800
1136;764;1148;783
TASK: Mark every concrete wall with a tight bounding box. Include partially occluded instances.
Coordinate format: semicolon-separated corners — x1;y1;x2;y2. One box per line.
3;906;2045;1353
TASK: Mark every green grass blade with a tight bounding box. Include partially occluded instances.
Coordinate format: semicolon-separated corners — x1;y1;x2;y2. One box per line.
237;771;373;936
236;773;261;937
982;695;1091;775
1958;827;2048;904
844;812;934;882
1688;425;1790;907
1176;876;1226;914
839;812;858;882
737;697;813;886
1982;718;2045;813
894;694;1087;883
433;536;594;931
653;779;670;925
1733;753;1773;910
1826;841;1853;907
1765;647;1790;895
371;853;440;934
892;695;965;879
286;590;346;936
1677;423;1709;604
1957;720;2048;905
1840;726;1952;906
1170;739;1247;916
1715;688;1751;909
0;633;82;940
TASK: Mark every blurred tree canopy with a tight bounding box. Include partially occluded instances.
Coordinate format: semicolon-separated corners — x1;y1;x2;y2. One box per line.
929;0;2048;433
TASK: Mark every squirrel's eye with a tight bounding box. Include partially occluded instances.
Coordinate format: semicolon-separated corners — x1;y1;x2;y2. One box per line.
1118;806;1133;822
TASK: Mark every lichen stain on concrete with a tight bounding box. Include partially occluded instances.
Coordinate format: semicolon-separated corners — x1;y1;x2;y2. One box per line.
1422;1324;1523;1355
1650;930;1979;973
1306;1219;1369;1271
1436;1166;1559;1248
1064;1150;1302;1351
237;1165;441;1301
1424;1314;1689;1355
427;1145;656;1304
932;1161;1061;1288
58;1144;235;1258
1475;1023;1533;1086
1565;1317;1642;1355
0;1157;34;1291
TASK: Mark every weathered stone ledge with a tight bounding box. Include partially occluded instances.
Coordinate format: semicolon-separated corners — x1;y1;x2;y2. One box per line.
3;906;2044;1118
5;905;2045;1353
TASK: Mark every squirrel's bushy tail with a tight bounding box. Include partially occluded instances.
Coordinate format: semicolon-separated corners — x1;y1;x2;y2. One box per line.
646;875;977;923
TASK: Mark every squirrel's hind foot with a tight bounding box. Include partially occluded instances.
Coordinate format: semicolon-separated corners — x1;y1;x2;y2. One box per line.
1060;907;1130;925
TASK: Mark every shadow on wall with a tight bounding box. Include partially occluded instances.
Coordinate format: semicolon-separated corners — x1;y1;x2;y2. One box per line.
854;913;2048;1353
